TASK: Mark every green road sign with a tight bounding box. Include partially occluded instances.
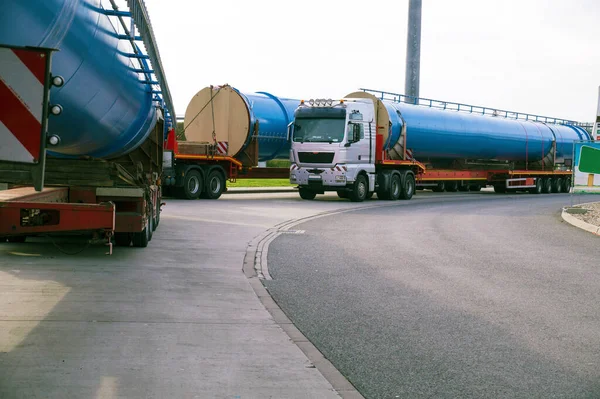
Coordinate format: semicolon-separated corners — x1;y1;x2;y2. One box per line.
579;145;600;174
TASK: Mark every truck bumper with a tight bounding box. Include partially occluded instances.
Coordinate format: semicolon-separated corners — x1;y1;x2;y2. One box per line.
290;165;349;187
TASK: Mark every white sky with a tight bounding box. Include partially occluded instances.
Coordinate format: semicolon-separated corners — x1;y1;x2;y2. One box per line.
144;0;599;122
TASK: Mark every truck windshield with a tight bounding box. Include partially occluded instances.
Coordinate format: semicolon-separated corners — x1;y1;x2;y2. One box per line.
293;118;346;143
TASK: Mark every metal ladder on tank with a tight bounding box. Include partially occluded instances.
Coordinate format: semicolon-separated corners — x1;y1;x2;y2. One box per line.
360;88;587;127
101;0;175;139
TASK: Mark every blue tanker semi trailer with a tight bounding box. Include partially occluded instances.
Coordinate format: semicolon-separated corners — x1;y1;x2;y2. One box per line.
0;0;174;249
288;90;591;201
162;84;300;199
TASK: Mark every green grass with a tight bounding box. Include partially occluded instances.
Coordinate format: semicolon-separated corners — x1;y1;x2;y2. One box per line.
228;178;293;187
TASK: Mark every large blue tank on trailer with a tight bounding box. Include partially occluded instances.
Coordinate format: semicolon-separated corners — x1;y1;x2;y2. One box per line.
0;0;158;159
349;91;590;166
184;85;300;161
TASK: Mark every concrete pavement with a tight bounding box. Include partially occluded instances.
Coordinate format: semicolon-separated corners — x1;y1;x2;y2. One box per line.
0;192;374;398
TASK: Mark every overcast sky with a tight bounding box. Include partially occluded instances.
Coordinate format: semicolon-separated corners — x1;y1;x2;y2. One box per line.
143;0;599;122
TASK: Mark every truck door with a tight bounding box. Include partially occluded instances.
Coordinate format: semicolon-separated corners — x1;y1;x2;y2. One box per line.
346;111;370;164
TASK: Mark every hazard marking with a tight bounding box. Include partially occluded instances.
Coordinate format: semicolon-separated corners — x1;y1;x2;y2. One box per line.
216;141;228;155
0;47;47;164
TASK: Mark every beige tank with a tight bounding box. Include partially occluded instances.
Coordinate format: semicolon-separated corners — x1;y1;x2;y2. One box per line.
183;85;251;157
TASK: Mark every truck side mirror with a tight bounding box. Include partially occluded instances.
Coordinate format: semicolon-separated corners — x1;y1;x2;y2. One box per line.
287;122;294;142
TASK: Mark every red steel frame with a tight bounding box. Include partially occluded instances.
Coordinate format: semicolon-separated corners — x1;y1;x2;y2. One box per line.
373;132;573;185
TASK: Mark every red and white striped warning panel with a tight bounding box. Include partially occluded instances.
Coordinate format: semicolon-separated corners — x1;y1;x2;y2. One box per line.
216;141;228;155
0;46;48;164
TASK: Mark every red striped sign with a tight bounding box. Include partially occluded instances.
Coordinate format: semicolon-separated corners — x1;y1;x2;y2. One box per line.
0;47;48;164
216;141;228;155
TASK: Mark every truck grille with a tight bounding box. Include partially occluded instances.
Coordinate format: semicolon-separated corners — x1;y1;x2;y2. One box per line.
298;152;335;164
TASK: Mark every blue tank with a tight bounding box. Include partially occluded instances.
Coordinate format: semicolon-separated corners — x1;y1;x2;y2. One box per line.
0;0;158;159
381;101;590;165
183;85;300;162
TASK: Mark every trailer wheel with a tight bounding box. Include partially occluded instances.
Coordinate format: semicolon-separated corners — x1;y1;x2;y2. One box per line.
431;182;445;192
182;170;203;199
551;178;561;193
350;174;368;202
561;178;571;193
493;183;507;193
204;170;225;200
541;177;552;193
114;233;132;247
458;182;470;192
529;178;542;194
389;173;401;200
5;236;26;243
299;187;317;200
400;172;415;200
445;181;458;192
337;190;349;199
133;222;149;248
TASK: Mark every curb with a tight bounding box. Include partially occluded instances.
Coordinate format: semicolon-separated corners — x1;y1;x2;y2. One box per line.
242;203;403;399
224;187;297;195
561;205;600;236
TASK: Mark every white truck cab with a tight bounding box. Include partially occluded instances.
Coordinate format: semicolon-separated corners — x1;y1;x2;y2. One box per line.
289;98;378;201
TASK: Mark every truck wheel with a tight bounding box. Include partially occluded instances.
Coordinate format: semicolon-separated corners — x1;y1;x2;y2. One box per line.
337;190;349;199
529;178;542;194
350;174;368;202
183;170;203;199
469;184;482;192
204;170;225;200
299;187;316;200
541;177;552;193
114;233;132;247
551;178;561;193
388;173;401;200
458;182;469;192
431;182;445;192
147;213;153;241
400;172;415;200
445;181;458;192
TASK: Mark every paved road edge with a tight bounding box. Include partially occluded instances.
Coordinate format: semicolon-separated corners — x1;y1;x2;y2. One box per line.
242;204;400;399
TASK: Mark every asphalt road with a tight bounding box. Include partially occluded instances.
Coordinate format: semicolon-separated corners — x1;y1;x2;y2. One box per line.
265;193;600;399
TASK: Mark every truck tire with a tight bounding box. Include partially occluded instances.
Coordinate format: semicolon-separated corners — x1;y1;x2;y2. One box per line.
337;190;349;199
376;171;391;200
400;172;415;200
431;182;445;192
133;221;149;248
182;170;203;199
299;187;316;200
389;173;401;200
114;232;131;247
551;178;561;193
529;178;542;194
541;177;552;194
147;212;153;241
350;174;368;202
154;200;160;230
204;170;225;200
445;181;458;192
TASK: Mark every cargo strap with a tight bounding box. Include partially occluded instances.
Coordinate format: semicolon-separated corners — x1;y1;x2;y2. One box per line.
182;85;223;144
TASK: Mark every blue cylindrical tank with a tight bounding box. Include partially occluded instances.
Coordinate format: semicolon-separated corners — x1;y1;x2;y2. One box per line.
348;92;590;164
0;0;158;159
183;85;300;161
